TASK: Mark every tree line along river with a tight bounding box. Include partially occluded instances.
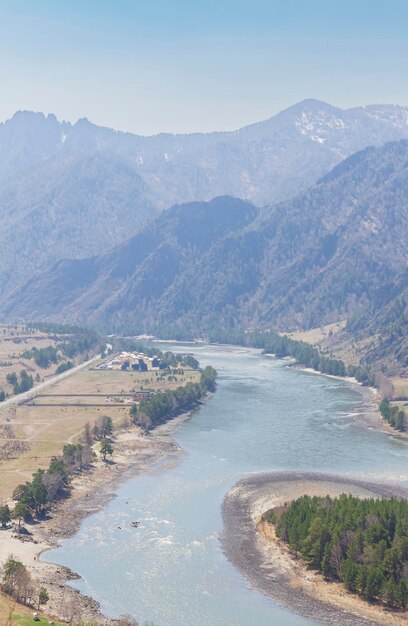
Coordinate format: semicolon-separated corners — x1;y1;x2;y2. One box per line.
43;344;408;626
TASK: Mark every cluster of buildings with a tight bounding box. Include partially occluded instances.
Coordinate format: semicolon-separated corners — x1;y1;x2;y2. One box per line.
104;351;167;372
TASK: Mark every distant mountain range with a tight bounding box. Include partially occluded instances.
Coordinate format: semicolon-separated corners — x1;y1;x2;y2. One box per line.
2;100;408;295
4;139;408;374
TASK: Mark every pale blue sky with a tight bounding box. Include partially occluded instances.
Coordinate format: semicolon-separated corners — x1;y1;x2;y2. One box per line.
0;0;407;134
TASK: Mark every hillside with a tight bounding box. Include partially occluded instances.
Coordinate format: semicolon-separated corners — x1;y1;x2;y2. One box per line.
2;100;408;295
0;196;258;328
3;139;408;376
345;269;408;374
0;151;157;289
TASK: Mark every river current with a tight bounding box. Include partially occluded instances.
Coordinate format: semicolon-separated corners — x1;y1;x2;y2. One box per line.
43;344;408;626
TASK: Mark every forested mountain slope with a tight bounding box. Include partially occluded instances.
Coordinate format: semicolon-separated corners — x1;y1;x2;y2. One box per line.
2;100;408;295
345;268;408;374
4;139;408;376
1;196;258;329
0;151;157;290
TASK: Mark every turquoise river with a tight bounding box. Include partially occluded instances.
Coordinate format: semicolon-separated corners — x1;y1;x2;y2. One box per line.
43;344;408;626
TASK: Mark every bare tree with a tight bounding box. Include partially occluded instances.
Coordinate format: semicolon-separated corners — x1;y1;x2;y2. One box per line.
80;446;94;468
330;541;343;577
82;422;93;446
375;373;394;399
42;471;66;501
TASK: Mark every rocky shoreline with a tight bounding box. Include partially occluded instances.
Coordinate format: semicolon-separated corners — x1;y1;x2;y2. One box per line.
0;407;200;624
221;472;408;626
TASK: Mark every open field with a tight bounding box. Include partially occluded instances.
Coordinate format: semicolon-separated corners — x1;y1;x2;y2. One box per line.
57;367;200;395
286;320;346;345
0;591;57;626
284;321;381;371
0;590;63;626
0;403;128;499
391;377;408;398
0;364;201;500
0;324;87;402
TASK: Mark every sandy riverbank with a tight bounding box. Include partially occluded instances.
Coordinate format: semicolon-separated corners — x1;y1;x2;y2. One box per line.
221;472;408;626
0;405;200;624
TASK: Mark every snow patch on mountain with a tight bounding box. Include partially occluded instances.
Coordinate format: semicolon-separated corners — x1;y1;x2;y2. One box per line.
363;106;408;129
295;111;346;143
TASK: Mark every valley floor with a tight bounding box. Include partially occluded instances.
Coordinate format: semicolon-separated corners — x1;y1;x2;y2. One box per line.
2;347;405;625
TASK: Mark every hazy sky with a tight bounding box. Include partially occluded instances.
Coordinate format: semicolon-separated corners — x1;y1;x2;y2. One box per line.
1;0;408;135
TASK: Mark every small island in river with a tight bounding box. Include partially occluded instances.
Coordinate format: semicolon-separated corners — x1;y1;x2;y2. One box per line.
268;493;408;608
222;472;408;626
